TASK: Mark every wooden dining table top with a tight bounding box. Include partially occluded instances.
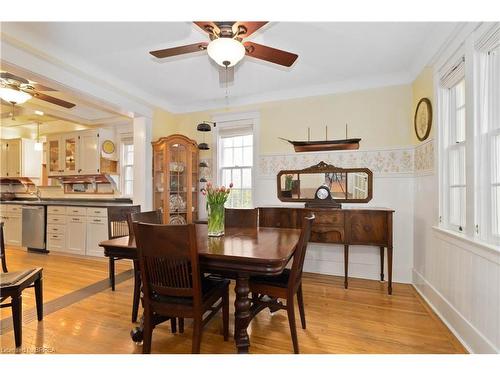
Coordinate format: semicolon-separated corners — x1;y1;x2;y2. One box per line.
99;224;302;275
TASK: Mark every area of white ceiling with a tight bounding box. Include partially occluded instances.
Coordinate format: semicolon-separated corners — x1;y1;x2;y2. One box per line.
1;22;459;113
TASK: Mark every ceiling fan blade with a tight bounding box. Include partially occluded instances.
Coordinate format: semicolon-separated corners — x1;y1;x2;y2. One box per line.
243;42;298;67
233;22;268;38
194;21;220;36
219;66;234;86
150;42;208;58
31;92;76;108
29;83;56;91
0;72;29;84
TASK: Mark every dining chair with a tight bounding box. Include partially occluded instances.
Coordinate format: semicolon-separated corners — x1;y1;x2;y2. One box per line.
248;214;315;354
0;222;44;348
126;208;163;324
225;208;258;228
127;209;163;238
134;222;230;354
107;205;141;291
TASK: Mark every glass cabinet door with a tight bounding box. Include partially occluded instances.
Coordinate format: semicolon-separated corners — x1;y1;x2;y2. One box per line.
153;145;165;214
48;138;61;175
63;135;77;174
168;142;188;224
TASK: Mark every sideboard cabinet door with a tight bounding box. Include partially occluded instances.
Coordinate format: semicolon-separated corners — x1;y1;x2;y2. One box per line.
346;211;388;246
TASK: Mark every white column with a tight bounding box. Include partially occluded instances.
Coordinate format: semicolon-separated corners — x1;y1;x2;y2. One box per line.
133;116;152;210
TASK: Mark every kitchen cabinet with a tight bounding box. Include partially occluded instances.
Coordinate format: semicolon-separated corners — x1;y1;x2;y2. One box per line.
1;205;22;246
66;215;87;255
46;129;114;177
85;215;108;257
45;205;109;257
78;130;100;174
62;133;79;175
0;139;41;179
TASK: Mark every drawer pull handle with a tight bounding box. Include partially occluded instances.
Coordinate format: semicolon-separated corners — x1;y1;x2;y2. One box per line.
94;211;100;213
93;219;101;223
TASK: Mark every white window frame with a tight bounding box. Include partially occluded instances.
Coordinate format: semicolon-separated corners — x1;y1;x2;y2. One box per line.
120;136;134;198
438;22;500;247
211;111;260;209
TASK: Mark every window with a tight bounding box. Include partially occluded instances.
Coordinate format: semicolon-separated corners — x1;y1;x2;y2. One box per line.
218;129;253;208
438;23;500;246
447;79;467;231
121;138;134;197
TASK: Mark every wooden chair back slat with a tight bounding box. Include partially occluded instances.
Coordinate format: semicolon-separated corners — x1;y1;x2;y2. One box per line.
0;222;7;273
107;205;141;240
134;223;201;301
225;208;258;228
288;215;315;289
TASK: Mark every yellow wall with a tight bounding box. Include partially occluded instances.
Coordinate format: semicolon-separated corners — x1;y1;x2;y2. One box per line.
411;66;435;144
153;84;414;155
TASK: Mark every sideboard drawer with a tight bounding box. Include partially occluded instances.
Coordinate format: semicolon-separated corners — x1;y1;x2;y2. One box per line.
310;224;344;243
347;211;388;245
312;211;344;226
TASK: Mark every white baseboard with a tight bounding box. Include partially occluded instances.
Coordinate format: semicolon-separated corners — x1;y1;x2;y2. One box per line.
412;269;499;354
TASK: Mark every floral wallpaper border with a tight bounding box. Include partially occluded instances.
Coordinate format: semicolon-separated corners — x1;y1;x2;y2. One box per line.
414;140;435;173
258;140;435;177
199;141;434;180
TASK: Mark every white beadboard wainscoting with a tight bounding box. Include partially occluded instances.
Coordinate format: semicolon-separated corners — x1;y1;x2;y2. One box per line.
413;165;500;353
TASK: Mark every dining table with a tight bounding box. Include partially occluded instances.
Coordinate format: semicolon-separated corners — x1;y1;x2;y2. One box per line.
99;224;301;354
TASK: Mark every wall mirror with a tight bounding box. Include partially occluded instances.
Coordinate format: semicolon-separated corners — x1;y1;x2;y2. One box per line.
277;161;373;207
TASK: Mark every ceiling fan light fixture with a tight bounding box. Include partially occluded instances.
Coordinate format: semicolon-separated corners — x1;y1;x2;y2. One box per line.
0;87;32;104
207;37;245;67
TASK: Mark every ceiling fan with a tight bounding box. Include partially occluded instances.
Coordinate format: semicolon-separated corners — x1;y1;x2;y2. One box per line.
149;22;298;77
0;72;76;110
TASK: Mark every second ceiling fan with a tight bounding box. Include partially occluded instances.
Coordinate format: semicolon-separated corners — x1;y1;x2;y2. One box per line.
149;22;298;70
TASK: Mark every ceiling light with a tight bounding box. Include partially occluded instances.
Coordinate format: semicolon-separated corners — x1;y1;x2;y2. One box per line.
0;87;32;104
34;122;43;151
35;110;44;116
207;38;245;67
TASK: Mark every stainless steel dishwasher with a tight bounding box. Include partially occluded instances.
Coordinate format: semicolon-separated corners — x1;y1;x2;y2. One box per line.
22;205;48;253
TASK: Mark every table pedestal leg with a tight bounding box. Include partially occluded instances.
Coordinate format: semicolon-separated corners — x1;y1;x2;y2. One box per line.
234;274;251;354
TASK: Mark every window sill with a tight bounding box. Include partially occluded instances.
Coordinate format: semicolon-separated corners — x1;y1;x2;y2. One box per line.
432;226;500;263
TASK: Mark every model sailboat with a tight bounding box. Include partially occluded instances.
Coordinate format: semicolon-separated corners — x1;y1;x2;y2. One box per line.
279;124;361;152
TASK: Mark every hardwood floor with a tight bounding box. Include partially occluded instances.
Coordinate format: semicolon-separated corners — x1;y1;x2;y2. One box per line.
0;246;467;354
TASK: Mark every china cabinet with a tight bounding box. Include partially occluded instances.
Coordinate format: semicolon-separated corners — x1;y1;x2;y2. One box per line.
152;134;199;224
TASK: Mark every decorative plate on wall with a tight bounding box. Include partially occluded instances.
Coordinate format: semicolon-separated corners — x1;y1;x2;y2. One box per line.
102;140;115;154
414;98;433;141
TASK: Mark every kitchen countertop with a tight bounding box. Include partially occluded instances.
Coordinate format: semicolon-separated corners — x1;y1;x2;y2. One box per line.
1;199;135;207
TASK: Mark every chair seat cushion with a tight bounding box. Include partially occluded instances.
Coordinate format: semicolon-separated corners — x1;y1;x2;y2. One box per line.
152;276;229;305
250;268;290;288
0;269;37;287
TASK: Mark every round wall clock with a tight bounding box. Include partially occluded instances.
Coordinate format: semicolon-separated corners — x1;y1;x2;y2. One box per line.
102;140;115;154
414;98;433;141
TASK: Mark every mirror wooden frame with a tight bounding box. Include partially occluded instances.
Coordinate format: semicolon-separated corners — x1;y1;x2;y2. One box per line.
276;161;373;205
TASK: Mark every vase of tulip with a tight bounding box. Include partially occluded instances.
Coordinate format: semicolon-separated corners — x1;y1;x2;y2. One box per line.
202;182;232;237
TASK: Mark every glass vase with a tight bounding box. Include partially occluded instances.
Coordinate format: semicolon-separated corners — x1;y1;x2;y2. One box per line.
207;202;225;236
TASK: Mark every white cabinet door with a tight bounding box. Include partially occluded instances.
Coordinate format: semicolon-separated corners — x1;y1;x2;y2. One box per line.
0;140;8;177
4;214;22;246
6;140;21;177
66;216;87;255
86;216;108;257
78;131;100;174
